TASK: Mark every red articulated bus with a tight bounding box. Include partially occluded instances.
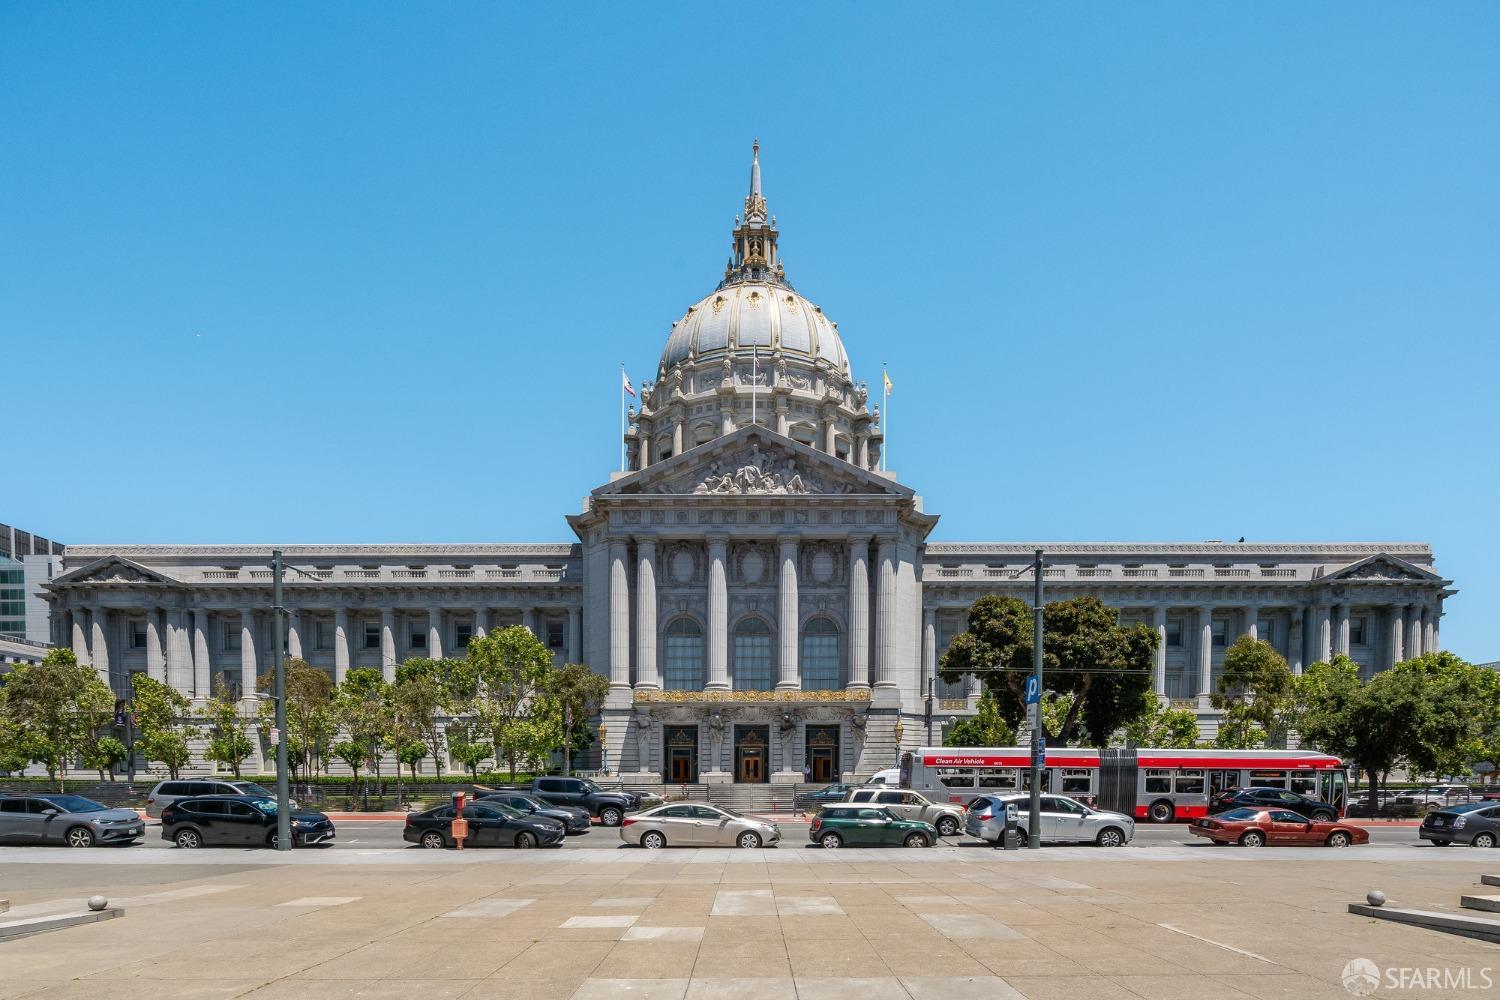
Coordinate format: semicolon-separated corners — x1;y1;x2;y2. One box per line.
902;747;1349;822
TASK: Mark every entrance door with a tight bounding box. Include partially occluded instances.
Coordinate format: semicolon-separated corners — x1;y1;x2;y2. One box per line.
735;726;769;784
804;725;840;783
664;726;698;784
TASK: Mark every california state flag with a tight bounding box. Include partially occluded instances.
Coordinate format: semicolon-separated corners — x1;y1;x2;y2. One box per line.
622;368;636;397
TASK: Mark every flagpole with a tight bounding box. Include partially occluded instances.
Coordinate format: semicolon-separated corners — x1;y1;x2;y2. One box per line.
620;363;626;472
882;362;889;472
751;348;758;427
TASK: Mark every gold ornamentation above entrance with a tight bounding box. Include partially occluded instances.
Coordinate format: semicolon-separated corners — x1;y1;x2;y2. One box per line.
634;688;871;704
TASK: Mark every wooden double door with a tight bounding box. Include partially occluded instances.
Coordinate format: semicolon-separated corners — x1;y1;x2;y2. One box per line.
804;725;841;783
663;725;698;784
734;726;769;784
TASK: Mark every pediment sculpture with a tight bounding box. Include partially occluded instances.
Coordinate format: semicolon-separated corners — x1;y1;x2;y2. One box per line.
1344;559;1425;581
693;444;810;495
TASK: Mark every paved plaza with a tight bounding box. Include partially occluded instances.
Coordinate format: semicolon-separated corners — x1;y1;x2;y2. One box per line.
2;845;1497;999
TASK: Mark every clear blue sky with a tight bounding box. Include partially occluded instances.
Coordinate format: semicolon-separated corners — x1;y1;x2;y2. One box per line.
4;5;1496;660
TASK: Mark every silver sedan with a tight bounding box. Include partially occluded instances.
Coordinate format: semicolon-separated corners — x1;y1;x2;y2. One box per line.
620;803;780;849
964;793;1135;847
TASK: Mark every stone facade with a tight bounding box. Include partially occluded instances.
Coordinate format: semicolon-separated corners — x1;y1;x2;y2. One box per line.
38;146;1454;780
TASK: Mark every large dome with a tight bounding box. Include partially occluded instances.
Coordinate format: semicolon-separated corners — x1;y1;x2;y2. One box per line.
659;281;849;374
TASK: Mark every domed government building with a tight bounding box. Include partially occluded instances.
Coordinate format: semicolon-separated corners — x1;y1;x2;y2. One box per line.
42;145;1454;785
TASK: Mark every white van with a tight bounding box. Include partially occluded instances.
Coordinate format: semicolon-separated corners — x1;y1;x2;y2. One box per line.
864;767;901;787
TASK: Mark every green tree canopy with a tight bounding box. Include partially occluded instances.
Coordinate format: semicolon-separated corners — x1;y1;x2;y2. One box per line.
943;689;1016;747
0;649;114;788
1212;636;1295;748
545;663;610;775
1124;696;1201;749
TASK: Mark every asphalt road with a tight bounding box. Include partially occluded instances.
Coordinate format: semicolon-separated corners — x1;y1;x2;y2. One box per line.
120;818;1428;851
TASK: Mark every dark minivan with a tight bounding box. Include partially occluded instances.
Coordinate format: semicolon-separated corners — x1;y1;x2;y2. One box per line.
161;795;334;848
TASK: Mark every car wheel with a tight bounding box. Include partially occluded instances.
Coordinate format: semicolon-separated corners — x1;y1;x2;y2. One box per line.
819;832;843;850
1326;831;1352;848
515;831;537;850
1472;832;1497;849
1148;801;1175;823
1312;811;1335;823
64;826;96;849
936;816;960;838
420;831;447;850
599;807;623;827
737;831;762;850
1431;839;1452;847
266;831;288;849
174;828;202;849
640;830;667;850
1095;827;1125;848
1238;830;1266;848
903;832;931;849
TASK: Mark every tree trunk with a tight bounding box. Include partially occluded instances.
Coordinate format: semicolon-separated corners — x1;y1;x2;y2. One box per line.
1056;686;1087;744
1366;765;1381;815
508;751;516;783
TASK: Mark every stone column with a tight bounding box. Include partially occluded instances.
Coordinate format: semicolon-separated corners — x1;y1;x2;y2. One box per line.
232;607;255;698
1387;606;1404;667
142;611;165;682
672;417;684;456
1335;605;1351;656
89;606;111;685
776;536;800;689
1289;610;1305;675
1242;606;1258;642
427;608;444;660
1196;605;1214;700
1424;604;1438;654
635;538;659;689
1314;605;1332;662
567;606;582;664
71;609;89;662
847;536;870;690
165;609;190;691
192;609;211;700
874;536;897;688
608;539;630;688
333;607;350;683
474;607;489;639
285;608;303;661
821;410;837;454
706;535;729;690
1405;604;1422;659
922;607;937;699
1152;606;1168;695
856;433;869;470
380;608;397;682
638;435;651;470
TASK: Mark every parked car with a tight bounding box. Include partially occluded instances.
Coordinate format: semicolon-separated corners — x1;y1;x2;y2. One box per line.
404;801;564;849
809;805;936;849
1211;787;1339;822
1190;807;1368;847
843;788;965;838
1419;802;1500;847
161;795;333;848
0;794;144;847
504;777;638;827
794;783;857;813
476;791;592;834
146;779;290;819
964;793;1134;847
1393;785;1474;813
863;768;901;787
621;803;779;849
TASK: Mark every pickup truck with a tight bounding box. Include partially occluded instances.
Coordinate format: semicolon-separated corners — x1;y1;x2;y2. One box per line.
517;777;641;827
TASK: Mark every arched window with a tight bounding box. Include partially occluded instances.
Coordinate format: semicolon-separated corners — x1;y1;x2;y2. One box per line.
801;617;841;690
733;617;774;691
663;618;704;691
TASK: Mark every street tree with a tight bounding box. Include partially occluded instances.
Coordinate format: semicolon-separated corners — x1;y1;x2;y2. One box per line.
392;657;453;778
939;595;1157;745
462;626;555;778
1124;696;1200;749
130;674;195;778
0;648;114;789
334;668;394;785
1212;636;1295;747
545;663;610;775
258;659;336;782
202;679;256;778
943;689;1016;747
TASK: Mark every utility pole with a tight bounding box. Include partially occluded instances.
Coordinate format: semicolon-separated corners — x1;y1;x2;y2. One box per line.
271;550;292;851
1028;548;1044;850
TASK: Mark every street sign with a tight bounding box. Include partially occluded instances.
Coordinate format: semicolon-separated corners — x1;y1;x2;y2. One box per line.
1024;676;1040;705
1026;702;1039;732
268;727;281;745
1036;737;1047;755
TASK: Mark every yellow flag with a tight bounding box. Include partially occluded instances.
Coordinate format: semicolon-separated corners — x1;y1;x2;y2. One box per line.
882;369;893;394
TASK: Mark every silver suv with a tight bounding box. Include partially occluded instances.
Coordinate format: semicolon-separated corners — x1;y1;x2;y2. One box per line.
965;793;1134;847
843;788;965;838
146;779;288;818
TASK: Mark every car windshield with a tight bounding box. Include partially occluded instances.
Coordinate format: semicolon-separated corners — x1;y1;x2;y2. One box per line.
717;806;743;818
38;795;106;813
230;783;270;796
1218;808;1262;821
580;781;601;794
255;799;280;815
488;803;523;819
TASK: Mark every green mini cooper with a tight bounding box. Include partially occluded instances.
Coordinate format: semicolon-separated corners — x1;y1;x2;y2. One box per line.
809;805;937;849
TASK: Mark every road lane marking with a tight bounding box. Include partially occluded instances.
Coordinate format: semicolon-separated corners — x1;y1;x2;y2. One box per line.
1158;923;1277;963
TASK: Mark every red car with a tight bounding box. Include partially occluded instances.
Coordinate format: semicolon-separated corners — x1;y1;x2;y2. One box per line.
1190;807;1369;848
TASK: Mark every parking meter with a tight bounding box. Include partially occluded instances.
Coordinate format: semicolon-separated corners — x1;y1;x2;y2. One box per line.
450;791;468;851
1003;800;1019;850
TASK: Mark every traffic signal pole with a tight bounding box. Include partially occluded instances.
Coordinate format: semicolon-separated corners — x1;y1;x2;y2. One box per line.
272;550;292;851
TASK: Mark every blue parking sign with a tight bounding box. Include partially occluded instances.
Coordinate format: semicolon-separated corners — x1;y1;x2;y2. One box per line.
1024;676;1040;705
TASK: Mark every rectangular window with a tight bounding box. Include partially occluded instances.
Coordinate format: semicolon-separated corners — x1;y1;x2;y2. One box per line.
454;622;473;649
363;622;381;650
1349;617;1366;645
1060;768;1092;794
1212;620;1228;648
936;768;975;788
1174;770;1204;794
1248;770;1287;788
547;621;565;650
977;768;1018;790
130;620;148;649
1258;621;1274;646
1144;769;1172;795
410;628;426;649
224;623;241;651
1289;772;1318;796
1165;621;1183;647
315;622;332;651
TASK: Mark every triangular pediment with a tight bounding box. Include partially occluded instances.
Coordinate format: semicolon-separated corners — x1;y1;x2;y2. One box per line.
51;555;180;587
595;426;913;499
1321;552;1442;583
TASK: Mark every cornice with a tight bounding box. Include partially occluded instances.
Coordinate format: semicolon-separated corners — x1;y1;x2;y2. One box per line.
63;543;580;559
925;542;1433;558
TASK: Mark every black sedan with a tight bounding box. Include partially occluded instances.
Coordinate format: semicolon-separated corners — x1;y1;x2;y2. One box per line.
1420;802;1500;847
794;783;858;813
476;791;592;834
404;801;564;849
161;795;335;848
1211;787;1339;822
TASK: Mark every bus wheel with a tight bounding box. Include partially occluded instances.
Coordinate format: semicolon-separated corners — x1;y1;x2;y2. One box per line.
1148;801;1175;823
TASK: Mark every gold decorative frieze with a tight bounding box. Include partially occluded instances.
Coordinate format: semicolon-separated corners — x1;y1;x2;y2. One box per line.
634;688;871;704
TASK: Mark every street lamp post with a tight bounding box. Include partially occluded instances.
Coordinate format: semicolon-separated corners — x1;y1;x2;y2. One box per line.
271;550;292;852
1028;548;1044;850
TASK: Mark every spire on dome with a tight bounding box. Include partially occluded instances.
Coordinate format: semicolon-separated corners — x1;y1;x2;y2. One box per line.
722;140;786;289
745;138;766;222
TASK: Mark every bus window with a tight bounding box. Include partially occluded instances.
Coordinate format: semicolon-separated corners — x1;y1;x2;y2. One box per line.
1289;772;1317;796
1173;770;1204;794
1145;769;1172;795
937;768;975;788
1060;769;1092;794
1021;770;1052;792
978;768;1018;790
1249;770;1287;788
